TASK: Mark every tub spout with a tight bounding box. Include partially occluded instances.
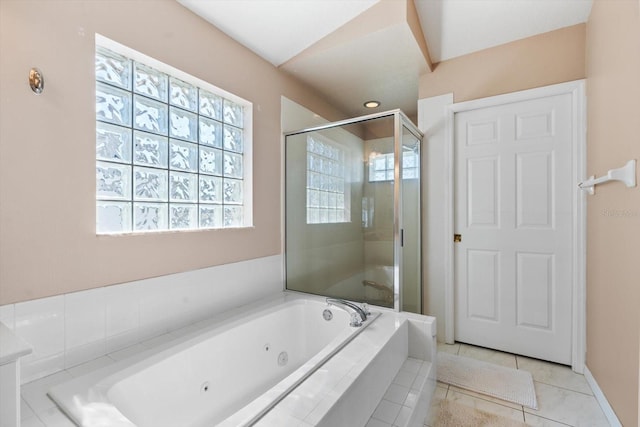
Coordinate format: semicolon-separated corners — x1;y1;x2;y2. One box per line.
326;298;368;327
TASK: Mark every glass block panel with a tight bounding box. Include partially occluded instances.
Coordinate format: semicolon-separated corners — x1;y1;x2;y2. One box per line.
170;204;198;230
169;171;197;202
199;116;222;148
199;205;222;228
308;154;321;173
324;159;335;176
169;107;197;142
337;193;345;209
169;139;198;172
134;131;168;167
307;153;314;171
319;209;328;223
223;126;243;153
169;77;197;112
133;166;168;201
336;210;345;222
200;146;223;176
403;168;417;179
134;63;168;102
96;46;250;233
373;156;386;171
320;175;330;191
328;192;337;208
328;176;336;191
374;171;386;181
403;151;416;168
96;122;131;163
307;189;320;208
97;201;132;234
199;90;222;120
223;99;243;127
387;154;395;169
319;191;329;208
96;161;131;200
134;202;168;231
96;82;132;127
224;206;243;227
328;209;337;223
223;178;243;204
134;95;168;135
96;47;131;89
199;175;222;203
223;152;243;178
308;172;320;190
308;208;319;224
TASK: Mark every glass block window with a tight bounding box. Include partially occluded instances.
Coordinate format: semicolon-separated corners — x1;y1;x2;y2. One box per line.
306;136;349;224
95;42;251;234
368;151;419;182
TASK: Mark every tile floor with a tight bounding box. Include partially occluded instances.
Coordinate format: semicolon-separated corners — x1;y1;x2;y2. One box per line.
20;340;611;426
424;342;611;427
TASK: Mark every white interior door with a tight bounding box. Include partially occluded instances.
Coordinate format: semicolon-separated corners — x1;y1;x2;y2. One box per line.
454;93;574;365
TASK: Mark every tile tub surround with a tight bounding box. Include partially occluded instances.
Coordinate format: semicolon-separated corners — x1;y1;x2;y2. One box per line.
0;255;283;384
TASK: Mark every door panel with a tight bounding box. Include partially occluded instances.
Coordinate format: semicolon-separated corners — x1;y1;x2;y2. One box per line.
454;93;573;364
467;249;500;321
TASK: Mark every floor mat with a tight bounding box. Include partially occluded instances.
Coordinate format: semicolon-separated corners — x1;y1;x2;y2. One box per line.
437;352;538;409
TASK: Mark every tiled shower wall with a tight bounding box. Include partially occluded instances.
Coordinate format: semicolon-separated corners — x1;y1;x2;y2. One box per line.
0;255;283;383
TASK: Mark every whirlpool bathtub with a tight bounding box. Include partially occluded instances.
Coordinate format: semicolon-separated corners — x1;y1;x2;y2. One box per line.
49;293;436;427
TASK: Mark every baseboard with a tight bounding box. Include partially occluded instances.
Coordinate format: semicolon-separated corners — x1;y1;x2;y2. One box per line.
584;366;622;427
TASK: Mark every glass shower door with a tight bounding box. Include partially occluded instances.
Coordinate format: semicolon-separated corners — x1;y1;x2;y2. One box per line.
401;126;421;313
285;112;422;313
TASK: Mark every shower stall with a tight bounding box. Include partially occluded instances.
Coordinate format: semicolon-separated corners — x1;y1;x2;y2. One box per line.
285;110;423;313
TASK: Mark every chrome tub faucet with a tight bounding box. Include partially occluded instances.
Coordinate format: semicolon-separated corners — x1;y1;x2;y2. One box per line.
326;298;368;327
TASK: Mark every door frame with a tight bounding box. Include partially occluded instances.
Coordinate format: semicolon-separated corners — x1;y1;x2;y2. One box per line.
442;80;587;372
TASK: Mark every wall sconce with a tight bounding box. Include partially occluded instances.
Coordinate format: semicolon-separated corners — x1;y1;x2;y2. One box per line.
29;68;44;94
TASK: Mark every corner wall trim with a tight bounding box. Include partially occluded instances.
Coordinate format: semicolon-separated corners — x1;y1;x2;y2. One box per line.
584;366;623;427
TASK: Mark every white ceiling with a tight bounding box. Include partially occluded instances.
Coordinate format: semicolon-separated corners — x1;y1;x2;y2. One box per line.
177;0;381;66
417;0;594;62
177;0;593;117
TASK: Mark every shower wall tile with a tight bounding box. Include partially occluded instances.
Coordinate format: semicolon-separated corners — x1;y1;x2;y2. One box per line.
4;255;283;384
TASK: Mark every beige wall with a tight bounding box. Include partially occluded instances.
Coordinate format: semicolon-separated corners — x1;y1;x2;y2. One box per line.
585;1;640;425
419;24;586;103
0;0;345;305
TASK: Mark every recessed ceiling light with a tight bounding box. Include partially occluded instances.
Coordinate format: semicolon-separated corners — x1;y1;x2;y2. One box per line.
364;100;380;108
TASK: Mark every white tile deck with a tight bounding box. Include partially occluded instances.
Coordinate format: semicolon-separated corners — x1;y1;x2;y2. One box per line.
21;342;611;427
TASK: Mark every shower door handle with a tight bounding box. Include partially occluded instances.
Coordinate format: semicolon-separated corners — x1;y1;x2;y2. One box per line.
400;229;404;247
